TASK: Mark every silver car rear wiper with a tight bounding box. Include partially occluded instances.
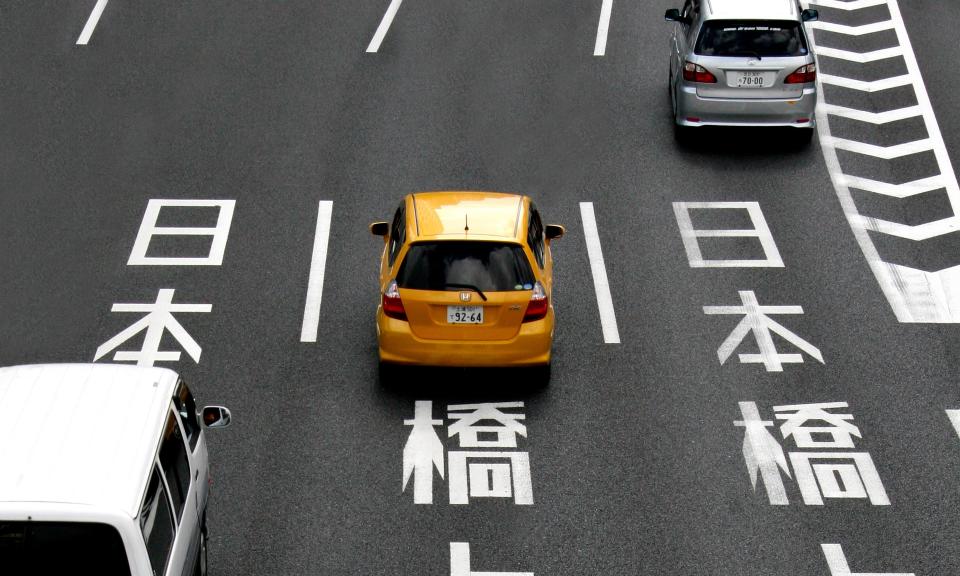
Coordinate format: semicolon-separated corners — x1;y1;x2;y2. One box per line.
733;51;762;61
444;283;488;301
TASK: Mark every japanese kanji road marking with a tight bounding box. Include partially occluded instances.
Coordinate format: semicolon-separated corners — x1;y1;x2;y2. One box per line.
704;291;824;372
94;289;211;367
77;0;109;45
579;202;621;343
735;402;791;505
300;200;334;343
367;0;404;53
448;451;533;505
736;402;888;506
450;543;533;576
948;410;960;439
402;401;444;504
128;200;236;266
593;0;613;56
402;401;534;505
803;0;960;322
673;202;784;268
822;544;914;576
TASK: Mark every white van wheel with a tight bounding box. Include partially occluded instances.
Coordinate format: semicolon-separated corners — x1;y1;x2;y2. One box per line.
195;525;208;576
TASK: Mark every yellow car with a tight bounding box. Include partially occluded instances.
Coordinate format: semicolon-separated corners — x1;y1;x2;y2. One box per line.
370;191;564;382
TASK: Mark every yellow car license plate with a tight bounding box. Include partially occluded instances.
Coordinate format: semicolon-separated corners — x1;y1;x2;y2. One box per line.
447;306;483;324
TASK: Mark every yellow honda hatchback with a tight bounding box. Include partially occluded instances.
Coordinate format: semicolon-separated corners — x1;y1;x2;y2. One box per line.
370;191;564;383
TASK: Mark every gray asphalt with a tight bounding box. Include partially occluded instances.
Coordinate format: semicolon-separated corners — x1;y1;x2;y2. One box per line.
1;1;958;574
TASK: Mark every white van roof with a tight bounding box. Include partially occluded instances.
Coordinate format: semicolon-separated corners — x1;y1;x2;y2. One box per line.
0;364;178;519
703;0;800;21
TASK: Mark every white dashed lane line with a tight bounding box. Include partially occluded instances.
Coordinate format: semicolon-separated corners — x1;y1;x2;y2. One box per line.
948;410;960;440
593;0;613;57
301;201;334;343
77;0;109;45
579;202;621;344
367;0;404;53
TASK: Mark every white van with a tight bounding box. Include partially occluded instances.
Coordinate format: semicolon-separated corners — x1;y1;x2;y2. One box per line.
0;364;232;576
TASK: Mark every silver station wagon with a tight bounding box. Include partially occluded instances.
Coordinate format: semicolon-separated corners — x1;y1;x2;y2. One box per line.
665;0;819;137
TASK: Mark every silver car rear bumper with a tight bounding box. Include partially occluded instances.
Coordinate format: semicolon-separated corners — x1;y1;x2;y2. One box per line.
675;85;817;127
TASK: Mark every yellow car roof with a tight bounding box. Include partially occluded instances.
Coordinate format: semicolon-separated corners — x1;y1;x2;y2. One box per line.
410;191;526;241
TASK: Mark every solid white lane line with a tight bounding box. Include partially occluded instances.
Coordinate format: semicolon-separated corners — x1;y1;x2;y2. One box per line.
301;201;334;343
77;0;109;45
948;410;960;439
367;0;404;53
579;202;621;344
593;0;613;56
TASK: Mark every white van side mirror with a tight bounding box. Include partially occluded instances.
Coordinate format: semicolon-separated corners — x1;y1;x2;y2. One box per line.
201;406;232;429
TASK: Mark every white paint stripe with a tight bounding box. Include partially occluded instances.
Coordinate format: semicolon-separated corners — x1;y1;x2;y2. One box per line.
366;0;404;53
855;214;960;241
593;0;613;57
77;0;109;45
300;201;334;342
809;20;895;35
579;202;620;344
815;46;903;63
808;0;888;9
839;174;945;198
821;104;922;124
818;74;913;92
825;137;934;159
804;0;960;322
948;410;960;439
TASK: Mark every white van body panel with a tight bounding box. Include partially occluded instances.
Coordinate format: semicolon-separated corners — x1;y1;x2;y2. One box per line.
0;364;213;576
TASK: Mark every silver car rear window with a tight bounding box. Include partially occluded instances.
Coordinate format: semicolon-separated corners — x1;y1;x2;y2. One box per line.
695;20;808;57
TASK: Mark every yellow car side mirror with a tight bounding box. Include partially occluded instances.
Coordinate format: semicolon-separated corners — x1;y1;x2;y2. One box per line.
545;224;565;240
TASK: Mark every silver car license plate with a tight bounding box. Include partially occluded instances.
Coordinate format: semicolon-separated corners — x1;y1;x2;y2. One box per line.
729;71;774;88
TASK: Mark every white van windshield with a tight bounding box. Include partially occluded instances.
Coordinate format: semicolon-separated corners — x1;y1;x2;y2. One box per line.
0;521;131;576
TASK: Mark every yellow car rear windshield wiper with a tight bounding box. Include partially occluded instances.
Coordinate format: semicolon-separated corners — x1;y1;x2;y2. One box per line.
444;283;488;301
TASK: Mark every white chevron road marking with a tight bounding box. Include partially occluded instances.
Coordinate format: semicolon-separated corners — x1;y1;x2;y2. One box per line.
838;175;946;198
825;137;934;159
815;45;903;63
808;0;888;9
820;104;923;124
855;214;960;241
809;20;895;35
804;0;960;322
819;73;913;91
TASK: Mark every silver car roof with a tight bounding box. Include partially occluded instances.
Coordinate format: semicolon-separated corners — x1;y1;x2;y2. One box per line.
701;0;801;21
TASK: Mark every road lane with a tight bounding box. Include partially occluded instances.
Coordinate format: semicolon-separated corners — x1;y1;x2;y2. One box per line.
0;0;957;575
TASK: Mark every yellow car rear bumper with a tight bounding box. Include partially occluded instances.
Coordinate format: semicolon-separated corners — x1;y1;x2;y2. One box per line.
377;309;553;367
